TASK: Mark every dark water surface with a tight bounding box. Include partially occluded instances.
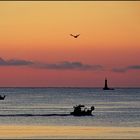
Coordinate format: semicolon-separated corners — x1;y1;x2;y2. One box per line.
0;87;139;127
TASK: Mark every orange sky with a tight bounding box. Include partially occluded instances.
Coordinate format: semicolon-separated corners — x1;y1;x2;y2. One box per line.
0;1;140;87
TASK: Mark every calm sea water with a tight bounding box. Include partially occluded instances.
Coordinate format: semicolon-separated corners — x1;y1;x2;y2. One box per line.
0;87;139;127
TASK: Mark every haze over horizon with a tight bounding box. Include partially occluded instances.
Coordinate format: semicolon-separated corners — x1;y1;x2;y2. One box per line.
0;1;140;87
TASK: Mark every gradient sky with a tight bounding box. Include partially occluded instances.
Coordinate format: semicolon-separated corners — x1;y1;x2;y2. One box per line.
0;1;140;87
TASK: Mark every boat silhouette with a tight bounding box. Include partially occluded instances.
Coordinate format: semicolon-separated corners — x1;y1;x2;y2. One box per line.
70;104;95;116
0;95;6;100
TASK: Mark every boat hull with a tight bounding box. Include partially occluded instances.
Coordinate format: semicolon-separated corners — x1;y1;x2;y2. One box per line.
70;110;93;116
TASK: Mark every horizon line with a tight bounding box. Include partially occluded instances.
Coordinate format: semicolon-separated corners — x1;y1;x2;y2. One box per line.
0;86;140;88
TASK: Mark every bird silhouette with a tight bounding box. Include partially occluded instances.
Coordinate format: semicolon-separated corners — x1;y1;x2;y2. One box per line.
70;34;80;38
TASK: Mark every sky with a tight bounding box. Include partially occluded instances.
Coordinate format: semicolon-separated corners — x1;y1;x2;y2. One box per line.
0;1;140;87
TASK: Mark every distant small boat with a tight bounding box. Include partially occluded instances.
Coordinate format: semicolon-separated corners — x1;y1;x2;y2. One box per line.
103;78;114;90
0;95;6;100
70;104;95;116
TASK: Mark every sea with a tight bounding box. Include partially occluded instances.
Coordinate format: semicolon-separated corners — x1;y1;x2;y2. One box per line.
0;87;140;127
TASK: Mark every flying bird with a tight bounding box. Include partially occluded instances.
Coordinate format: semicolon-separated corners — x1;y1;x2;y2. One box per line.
70;34;80;38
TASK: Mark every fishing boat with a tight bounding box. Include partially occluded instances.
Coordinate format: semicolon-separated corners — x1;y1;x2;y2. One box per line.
0;95;6;100
70;104;95;116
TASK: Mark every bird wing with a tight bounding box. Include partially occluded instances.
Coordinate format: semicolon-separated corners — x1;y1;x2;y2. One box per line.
70;34;80;38
70;34;74;37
